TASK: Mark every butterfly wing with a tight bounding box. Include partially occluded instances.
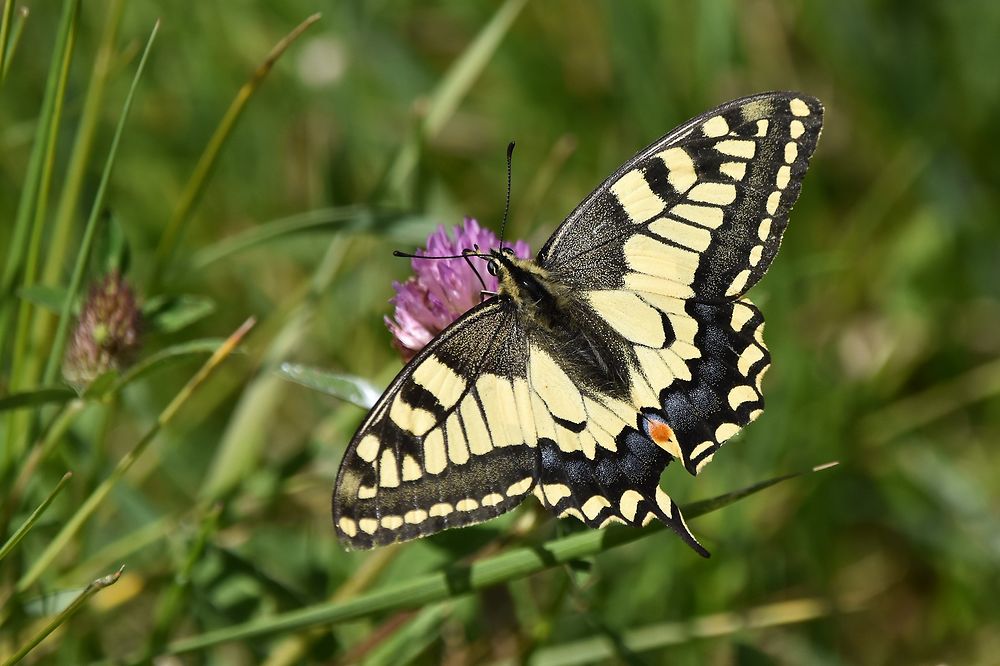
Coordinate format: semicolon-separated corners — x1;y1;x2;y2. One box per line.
333;298;541;549
536;91;822;475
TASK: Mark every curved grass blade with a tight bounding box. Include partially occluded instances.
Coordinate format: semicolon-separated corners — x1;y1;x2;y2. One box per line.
0;387;75;413
164;463;838;655
276;362;382;409
150;13;321;287
42;19;159;386
0;472;72;563
105;338;226;396
3;566;124;665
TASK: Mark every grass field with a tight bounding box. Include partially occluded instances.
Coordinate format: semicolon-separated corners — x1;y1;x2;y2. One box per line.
2;1;999;664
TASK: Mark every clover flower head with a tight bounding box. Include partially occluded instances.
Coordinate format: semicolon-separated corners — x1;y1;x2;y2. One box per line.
63;271;143;387
385;217;530;361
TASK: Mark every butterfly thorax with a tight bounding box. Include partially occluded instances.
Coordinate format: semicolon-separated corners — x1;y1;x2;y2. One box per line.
490;250;631;397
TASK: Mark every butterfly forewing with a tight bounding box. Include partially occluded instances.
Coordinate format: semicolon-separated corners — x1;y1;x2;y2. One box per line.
333;299;539;548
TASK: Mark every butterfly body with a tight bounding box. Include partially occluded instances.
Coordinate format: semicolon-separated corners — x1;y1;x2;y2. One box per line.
334;92;823;555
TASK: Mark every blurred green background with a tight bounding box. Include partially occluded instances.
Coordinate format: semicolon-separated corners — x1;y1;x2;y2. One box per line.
2;1;999;664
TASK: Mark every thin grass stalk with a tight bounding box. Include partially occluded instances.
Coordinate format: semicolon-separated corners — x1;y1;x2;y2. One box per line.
381;0;528;202
163;464;835;655
42;19;160;385
0;0;15;80
42;0;125;295
0;472;72;564
1;566;124;666
16;318;255;592
0;5;28;82
149;13;321;289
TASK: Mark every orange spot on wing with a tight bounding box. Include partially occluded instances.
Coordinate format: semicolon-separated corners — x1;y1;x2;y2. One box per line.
648;420;674;445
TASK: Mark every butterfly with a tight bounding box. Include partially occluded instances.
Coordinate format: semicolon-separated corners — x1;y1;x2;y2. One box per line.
333;92;823;556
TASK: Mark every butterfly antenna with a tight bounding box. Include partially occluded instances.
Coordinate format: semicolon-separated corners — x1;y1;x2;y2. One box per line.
498;140;515;250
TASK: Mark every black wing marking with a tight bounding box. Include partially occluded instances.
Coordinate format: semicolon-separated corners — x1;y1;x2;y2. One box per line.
333;298;540;549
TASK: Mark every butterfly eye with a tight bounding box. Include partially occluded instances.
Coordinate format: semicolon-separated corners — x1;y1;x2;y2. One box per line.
487;260;499;276
500;246;515;256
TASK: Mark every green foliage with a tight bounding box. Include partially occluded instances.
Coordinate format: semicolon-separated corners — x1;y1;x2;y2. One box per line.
2;1;999;664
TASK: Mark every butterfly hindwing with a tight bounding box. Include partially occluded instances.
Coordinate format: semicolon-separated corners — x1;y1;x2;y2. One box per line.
333;299;539;548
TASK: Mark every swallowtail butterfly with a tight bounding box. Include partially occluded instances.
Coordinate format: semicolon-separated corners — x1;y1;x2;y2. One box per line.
334;92;823;556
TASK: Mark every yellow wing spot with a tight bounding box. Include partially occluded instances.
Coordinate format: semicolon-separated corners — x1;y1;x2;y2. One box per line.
481;493;504;507
749;244;764;267
355;434;380;464
610;169;665;222
358;518;378;535
411;355;467;410
715;139;756;159
670;203;724;229
659;346;693;382
588;290;666;348
790;119;805;139
582;495;612;519
657;147;697;192
422;428;447;475
648;218;712;252
619;489;644;522
579;431;597;460
756;119;769;136
338;517;358;538
512;378;537;444
789;97;810;116
728;385;758;409
725;269;752;297
506;476;534;496
380;515;404;530
749;408;764;421
429;502;454;517
715;422;741;442
389;398;436;437
738;344;766;375
529;346;587;424
625;271;695;300
456;498;479;512
695;453;716;474
766;191;781;215
730;302;754;331
459;396;492;455
702;115;729;137
404;509;428;524
758;218;772;241
541;483;572;505
358;485;376;500
401;454;422;482
599;515;626;528
446;416;468;465
776;165;791;190
654;487;674;517
628;366;661;409
688;182;736;205
560;507;585;521
690;441;714;460
641;512;657;526
379;449;400;488
784;141;798;163
719;161;747;181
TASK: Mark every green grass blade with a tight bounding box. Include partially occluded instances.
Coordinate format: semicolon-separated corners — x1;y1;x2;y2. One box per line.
190;207;423;270
42;19;160;386
164;463;837;654
0;388;75;413
106;338;226;395
0;472;72;563
0;4;28;83
17;318;255;592
381;0;529;201
41;0;125;291
2;566;124;666
149;13;320;288
276;362;381;409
